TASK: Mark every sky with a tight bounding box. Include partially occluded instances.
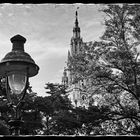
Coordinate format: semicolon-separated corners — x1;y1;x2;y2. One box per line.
0;3;105;97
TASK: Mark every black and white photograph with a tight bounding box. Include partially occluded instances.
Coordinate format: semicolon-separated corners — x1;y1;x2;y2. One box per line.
0;3;139;137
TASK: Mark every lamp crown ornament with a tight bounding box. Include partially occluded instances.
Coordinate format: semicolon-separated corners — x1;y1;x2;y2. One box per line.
0;34;39;77
10;34;26;52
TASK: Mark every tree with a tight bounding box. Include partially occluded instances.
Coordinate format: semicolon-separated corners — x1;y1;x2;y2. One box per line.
20;92;44;135
41;83;82;135
97;4;140;134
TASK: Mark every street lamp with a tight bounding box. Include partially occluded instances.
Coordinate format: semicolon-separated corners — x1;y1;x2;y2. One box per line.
0;34;39;135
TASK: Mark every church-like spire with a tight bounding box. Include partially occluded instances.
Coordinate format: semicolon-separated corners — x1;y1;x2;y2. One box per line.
75;10;79;27
73;9;80;38
70;8;83;56
62;67;68;87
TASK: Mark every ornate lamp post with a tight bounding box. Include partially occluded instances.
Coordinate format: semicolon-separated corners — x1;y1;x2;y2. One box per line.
0;35;39;135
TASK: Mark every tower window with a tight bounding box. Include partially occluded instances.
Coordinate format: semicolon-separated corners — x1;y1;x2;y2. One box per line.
82;95;86;101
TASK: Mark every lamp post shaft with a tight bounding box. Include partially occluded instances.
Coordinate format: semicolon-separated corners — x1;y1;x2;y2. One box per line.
14;126;20;135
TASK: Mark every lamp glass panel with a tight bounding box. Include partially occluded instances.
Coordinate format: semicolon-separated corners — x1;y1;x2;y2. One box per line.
8;72;27;94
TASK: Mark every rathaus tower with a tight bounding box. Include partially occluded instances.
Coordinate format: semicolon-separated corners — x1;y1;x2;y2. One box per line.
62;10;89;108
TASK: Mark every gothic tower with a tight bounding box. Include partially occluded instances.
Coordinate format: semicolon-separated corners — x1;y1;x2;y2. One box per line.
62;10;89;108
67;10;84;85
70;10;83;57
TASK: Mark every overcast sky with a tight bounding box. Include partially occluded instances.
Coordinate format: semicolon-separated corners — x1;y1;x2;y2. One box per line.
0;4;105;96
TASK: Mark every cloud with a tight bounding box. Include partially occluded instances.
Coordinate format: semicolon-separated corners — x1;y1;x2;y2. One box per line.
8;13;13;17
25;37;68;63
